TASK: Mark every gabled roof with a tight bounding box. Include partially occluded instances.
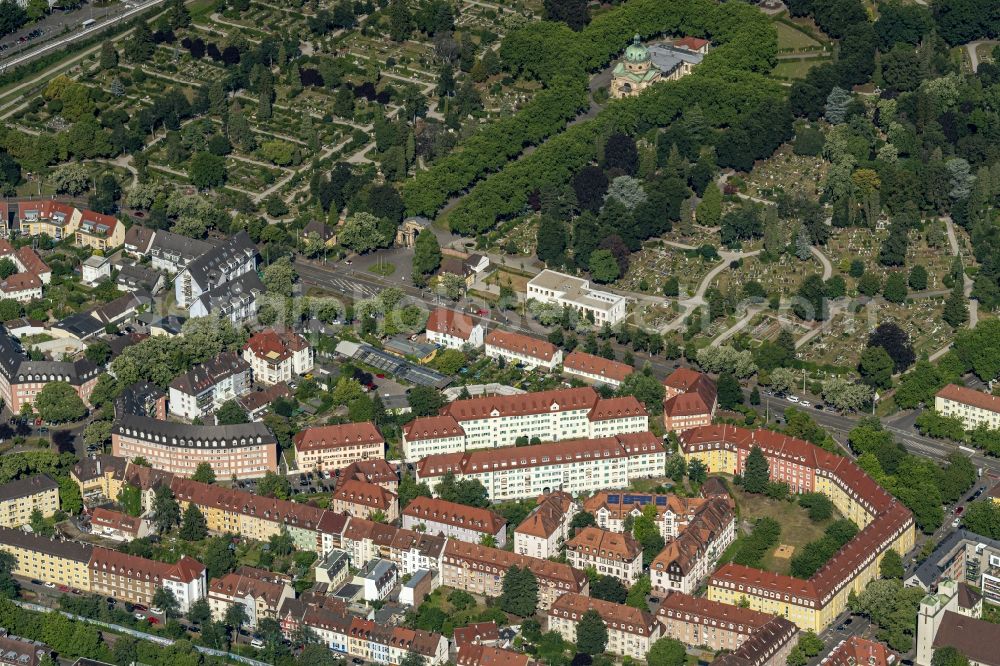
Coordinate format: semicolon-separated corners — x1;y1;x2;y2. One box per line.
549;593;658;636
0;474;58;502
294;422;384;452
823;637;896;666
563;350;634;383
515;491;575;539
485;329;558;362
456;645;530;666
124;226;156;253
243;328;310;362
441;387;599;421
936;383;1000;414
417;432;664;478
444;540;587;590
168;350;249;395
330;479;396;511
0;272;41;293
91;507;143;535
403;496;506;535
566;526;641;561
426;307;480;340
185;231;257;288
15;247;49;276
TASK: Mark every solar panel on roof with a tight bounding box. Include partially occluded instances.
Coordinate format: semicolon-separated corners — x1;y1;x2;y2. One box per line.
606;494;619;503
656;496;667;505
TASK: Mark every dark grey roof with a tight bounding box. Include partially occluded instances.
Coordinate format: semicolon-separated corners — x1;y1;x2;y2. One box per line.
71;455;127;483
0;474;58;503
113;412;277;449
303;220;335;242
194;271;264;316
93;291;152;325
0;330;100;385
169;351;249;395
909;529;1000;589
54;313;104;340
711;617;798;666
149;231;213;264
185;231;257;289
134;313;186;335
116;264;162;290
0;333;25;378
0;525;93;563
116;381;165;418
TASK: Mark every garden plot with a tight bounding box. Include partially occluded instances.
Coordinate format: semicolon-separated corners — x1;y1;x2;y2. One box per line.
225;157;286;192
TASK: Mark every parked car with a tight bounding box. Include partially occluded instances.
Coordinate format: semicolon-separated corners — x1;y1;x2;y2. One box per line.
57;585;69;593
250;639;266;649
952;518;962;528
799;400;812;407
147;617;160;625
134;613;146;621
133;604;147;612
150;606;163;615
787;395;800;403
956;506;965;516
43;582;55;588
30;579;42;586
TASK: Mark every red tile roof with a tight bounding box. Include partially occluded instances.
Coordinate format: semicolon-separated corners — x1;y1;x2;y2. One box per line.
403;496;506;535
15;247;49;277
338;459;398;487
90;548;204;584
657;592;775;631
453;621;499;647
426;307;480;340
243;329;309;362
403;415;465;441
563;350;634;383
589;396;647;420
515;491;575;539
567;526;641;561
441;386;599;421
0;272;40;293
457;645;531;666
549;593;658;637
330;479;396;511
444;540;587;590
486;329;558;361
293;422;384;452
91;507;143;536
209;567;289;608
417;432;665;478
675;36;710;50
663;369;717;417
936;383;1000;414
687;424;914;605
824;637;896;666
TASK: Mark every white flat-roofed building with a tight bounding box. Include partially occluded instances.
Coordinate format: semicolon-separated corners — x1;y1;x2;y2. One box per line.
527;270;627;325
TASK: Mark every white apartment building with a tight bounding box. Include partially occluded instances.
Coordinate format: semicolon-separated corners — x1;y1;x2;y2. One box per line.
514;491;578;560
401;496;507;547
650;498;736;595
548;594;661;660
527;269;627;325
415;431;666;501
243;329;314;385
401;387;648;461
566;527;643;585
340;519;446;576
935;384;1000;430
174;231;257;308
168;351;251;420
484;329;563;370
81;255;111;286
425;307;485;349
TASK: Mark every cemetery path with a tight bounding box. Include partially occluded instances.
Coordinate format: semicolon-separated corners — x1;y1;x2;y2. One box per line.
663;248;761;332
811;245;833;280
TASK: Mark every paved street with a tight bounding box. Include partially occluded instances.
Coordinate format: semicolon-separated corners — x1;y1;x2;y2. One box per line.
0;0;164;72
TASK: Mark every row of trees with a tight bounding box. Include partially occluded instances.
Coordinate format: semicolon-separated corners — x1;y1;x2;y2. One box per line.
849;418;977;531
